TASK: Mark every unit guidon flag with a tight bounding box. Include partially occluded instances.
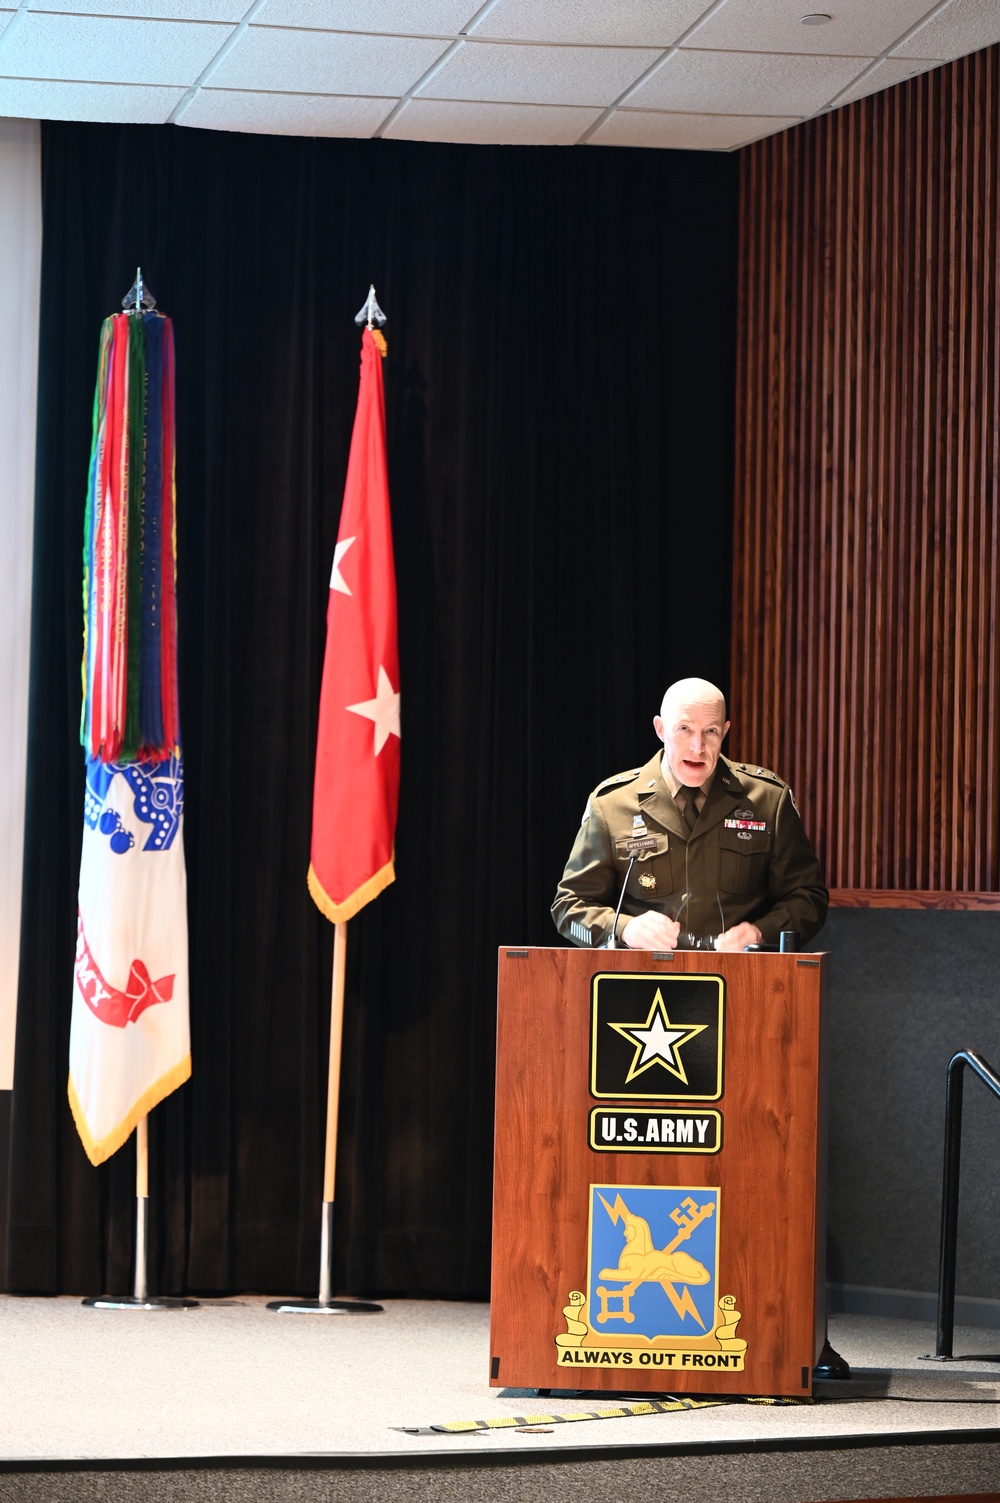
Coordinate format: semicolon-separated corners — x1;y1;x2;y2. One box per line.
308;327;400;922
70;309;190;1166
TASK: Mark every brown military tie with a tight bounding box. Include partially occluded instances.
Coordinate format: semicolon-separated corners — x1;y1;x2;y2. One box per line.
681;785;701;833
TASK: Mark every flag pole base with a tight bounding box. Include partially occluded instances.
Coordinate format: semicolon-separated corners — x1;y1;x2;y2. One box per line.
82;1141;200;1310
82;1295;199;1310
265;1297;383;1314
265;1197;383;1312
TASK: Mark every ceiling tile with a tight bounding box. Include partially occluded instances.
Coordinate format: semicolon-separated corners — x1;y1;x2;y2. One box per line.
831;54;945;105
416;39;662;105
893;0;1000;59
468;0;711;47
39;2;251;18
589;106;799;150
211;27;447;92
180;86;393;132
628;47;869;115
0;76;184;121
0;14;234;86
685;0;944;58
384;95;601;142
252;0;477;33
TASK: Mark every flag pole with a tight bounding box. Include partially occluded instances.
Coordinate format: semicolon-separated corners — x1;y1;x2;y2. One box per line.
78;270;195;1316
134;1114;148;1301
318;921;347;1302
268;919;382;1314
269;285;392;1316
83;1109;198;1310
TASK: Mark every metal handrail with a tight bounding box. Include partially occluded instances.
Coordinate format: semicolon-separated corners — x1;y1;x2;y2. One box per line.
932;1049;1000;1359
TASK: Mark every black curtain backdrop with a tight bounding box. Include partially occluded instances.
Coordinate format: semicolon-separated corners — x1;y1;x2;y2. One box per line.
7;121;738;1298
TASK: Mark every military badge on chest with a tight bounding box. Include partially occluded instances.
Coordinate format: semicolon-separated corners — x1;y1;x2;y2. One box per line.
725;810;766;844
638;870;656;892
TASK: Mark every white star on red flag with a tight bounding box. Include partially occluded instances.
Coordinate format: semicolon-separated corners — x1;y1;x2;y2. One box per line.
329;536;356;595
346;665;400;755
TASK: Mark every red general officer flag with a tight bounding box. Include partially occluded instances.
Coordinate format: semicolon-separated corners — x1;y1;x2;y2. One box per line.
308;326;400;921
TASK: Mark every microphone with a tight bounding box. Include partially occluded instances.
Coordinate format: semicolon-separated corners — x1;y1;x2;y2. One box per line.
605;854;638;948
744;930;801;954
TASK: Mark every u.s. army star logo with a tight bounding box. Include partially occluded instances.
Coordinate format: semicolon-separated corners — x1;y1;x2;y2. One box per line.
607;989;706;1087
590;973;725;1101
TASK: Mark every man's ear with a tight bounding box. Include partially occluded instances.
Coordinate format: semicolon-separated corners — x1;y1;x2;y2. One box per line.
723;720;731;740
653;716;666;743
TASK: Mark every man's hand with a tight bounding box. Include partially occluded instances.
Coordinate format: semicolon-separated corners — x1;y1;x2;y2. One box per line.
715;922;763;952
620;912;681;950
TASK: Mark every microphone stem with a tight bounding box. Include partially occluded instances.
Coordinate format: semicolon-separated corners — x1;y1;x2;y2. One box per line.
607;854;638;948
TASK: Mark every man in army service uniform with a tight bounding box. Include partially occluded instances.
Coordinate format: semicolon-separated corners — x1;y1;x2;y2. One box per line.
552;678;828;951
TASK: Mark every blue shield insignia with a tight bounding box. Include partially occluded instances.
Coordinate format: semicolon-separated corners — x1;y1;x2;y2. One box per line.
587;1184;720;1339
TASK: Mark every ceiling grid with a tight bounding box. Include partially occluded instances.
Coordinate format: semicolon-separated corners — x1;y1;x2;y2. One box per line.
0;0;994;150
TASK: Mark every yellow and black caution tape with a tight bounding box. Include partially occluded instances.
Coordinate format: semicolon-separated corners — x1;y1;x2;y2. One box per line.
742;1395;813;1405
393;1397;725;1435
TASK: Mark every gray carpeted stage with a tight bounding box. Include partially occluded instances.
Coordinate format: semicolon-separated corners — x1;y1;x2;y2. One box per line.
0;1297;998;1501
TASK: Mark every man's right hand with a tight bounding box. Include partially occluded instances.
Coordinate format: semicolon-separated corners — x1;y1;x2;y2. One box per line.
620;912;681;950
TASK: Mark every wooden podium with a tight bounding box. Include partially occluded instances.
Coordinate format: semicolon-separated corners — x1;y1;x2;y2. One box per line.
489;947;827;1396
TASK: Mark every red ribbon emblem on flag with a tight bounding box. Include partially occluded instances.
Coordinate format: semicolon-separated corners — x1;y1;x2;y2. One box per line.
74;913;175;1028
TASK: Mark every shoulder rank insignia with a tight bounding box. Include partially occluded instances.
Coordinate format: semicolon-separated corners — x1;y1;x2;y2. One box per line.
594;768;641;798
749;766;783;786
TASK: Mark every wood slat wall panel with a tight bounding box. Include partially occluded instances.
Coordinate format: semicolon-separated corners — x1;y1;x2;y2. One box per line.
732;46;1000;896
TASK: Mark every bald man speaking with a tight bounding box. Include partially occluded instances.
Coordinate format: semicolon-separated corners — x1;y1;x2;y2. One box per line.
552;679;828;952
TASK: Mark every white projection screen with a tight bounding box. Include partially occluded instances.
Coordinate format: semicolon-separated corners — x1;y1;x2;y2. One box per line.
0;118;40;1091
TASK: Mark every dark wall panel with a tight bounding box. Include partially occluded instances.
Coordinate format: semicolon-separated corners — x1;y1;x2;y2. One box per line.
816;911;1000;1303
732;46;1000;899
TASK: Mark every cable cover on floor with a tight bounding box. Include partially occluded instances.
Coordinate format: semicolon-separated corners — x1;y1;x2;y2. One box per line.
393;1397;726;1434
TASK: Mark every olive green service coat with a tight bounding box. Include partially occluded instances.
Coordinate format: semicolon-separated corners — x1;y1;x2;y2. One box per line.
552;751;829;948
